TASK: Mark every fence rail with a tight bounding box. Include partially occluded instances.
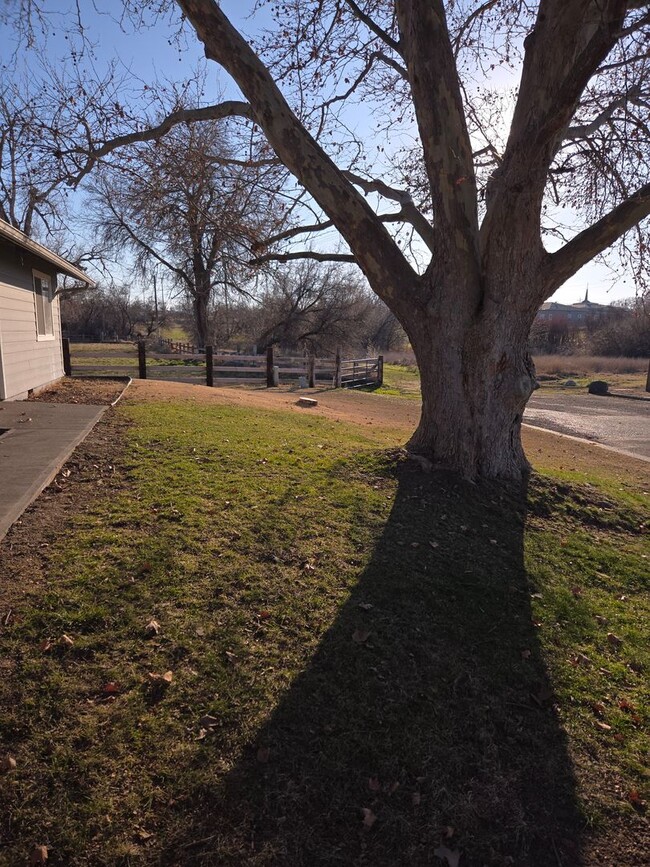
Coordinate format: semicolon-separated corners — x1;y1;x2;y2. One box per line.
63;339;383;390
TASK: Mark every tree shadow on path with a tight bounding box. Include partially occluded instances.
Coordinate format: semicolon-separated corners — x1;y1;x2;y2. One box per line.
169;461;583;866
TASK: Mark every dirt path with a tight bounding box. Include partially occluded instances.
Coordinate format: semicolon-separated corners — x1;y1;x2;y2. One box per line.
128;380;650;488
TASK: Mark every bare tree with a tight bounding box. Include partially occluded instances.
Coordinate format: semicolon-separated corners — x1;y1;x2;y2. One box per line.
249;261;371;354
0;80;70;237
169;0;650;479
4;1;650;479
60;285;164;340
89;115;285;346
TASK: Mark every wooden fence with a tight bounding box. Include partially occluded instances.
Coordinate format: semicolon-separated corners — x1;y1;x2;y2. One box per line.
63;339;383;389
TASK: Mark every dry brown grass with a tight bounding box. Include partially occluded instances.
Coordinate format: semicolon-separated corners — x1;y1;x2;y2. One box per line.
533;355;648;377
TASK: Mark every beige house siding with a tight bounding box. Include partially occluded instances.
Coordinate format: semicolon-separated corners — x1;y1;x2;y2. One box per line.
0;238;64;400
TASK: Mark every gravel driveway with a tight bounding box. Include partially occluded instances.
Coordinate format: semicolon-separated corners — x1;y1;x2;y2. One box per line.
525;391;650;460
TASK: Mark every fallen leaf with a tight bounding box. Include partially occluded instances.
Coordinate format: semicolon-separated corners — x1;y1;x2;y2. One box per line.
361;807;376;830
591;701;606;717
570;586;582;597
29;845;48;865
607;632;623;648
595;615;608;625
412;791;421;806
619;698;637;713
388;781;400;795
101;682;121;695
627;789;646;810
59;634;74;648
39;639;53;653
144;619;161;636
198;714;219;729
1;755;17;773
257;746;270;764
595;721;612;731
368;776;381;792
148;671;173;685
136;829;153;841
443;826;455;839
258;610;272;620
434;844;460;867
521;649;531;660
357;602;373;611
428;540;439;549
352;629;370;644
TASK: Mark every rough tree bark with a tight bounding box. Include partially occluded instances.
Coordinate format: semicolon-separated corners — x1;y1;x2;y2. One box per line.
174;0;649;480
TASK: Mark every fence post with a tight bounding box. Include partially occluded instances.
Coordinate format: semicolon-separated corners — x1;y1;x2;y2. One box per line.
266;345;275;387
377;354;384;387
646;357;650;393
334;347;341;388
62;337;72;376
138;340;147;380
308;355;316;388
206;345;214;387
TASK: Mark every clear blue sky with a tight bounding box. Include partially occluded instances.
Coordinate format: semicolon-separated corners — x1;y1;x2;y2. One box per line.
0;1;634;305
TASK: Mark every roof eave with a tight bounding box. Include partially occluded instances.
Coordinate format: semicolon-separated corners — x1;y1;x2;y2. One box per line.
0;220;97;288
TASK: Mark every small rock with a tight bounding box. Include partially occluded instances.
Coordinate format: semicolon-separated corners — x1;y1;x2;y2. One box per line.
588;380;609;395
563;379;577;387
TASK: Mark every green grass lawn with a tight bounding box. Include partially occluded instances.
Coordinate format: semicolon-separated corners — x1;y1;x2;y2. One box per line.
378;361;649;395
0;400;648;865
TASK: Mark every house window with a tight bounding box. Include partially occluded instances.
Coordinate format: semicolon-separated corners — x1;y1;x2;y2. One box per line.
33;270;54;338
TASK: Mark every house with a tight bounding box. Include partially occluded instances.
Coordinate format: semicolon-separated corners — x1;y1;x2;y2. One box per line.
0;220;95;400
535;291;625;330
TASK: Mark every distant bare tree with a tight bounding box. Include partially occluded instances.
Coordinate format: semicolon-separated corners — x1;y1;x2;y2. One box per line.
89;113;285;347
248;262;370;354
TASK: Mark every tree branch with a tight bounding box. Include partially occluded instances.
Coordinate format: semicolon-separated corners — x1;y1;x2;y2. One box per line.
344;170;435;252
66;101;253;187
544;182;650;290
396;0;479;277
342;0;402;55
250;251;356;265
564;87;641;141
177;0;419;317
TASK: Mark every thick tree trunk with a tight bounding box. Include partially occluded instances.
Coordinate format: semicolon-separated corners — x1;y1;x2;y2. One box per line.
403;278;538;482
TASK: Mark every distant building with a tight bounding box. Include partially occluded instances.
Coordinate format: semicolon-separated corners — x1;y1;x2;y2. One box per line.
534;291;625;329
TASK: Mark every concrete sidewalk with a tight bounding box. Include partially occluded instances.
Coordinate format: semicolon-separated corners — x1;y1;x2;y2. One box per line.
0;402;105;541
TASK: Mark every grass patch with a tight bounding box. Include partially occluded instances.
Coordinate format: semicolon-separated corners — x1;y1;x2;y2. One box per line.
0;400;648;865
374;362;421;397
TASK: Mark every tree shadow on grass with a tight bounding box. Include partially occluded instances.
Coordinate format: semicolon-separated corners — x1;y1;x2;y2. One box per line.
168;461;582;866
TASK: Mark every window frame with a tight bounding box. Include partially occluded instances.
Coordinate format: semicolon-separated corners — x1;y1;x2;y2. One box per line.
32;269;55;340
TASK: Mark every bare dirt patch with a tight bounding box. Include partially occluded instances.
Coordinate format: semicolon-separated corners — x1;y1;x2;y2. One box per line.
29;377;130;406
